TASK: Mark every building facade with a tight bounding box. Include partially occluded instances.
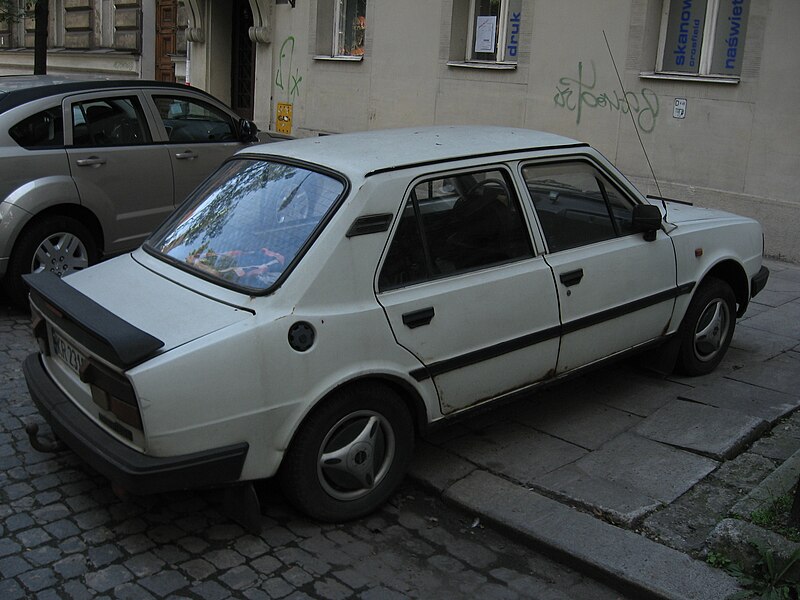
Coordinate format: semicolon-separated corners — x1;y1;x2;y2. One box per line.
2;0;798;261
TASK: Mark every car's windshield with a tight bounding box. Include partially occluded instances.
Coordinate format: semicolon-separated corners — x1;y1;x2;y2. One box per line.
146;158;345;292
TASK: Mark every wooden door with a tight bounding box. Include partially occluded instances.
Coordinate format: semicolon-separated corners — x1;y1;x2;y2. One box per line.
156;0;178;82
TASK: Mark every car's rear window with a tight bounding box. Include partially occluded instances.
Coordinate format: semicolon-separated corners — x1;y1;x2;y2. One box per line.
146;158;345;292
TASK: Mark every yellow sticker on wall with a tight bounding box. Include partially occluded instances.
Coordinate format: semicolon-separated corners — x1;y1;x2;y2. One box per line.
276;102;293;135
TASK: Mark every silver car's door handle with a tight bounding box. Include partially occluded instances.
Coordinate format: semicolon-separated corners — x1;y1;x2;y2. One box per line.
175;150;197;160
75;156;106;167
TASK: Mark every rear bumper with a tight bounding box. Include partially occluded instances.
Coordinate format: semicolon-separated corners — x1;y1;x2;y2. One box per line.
23;353;248;495
750;266;770;299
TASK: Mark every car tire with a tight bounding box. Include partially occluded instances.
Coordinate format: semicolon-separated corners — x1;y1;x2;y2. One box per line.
676;277;736;376
4;216;97;308
279;382;415;522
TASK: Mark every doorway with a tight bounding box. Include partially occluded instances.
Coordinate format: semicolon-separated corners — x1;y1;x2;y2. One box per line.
231;0;256;120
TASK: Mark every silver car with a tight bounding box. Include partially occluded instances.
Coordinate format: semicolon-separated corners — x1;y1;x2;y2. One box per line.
0;75;276;306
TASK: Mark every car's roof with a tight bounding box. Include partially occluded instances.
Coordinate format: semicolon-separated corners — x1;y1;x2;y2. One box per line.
0;76;218;114
243;126;587;177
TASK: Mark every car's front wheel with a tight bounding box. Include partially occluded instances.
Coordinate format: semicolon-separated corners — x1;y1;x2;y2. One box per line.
4;215;97;308
279;382;415;522
676;277;736;376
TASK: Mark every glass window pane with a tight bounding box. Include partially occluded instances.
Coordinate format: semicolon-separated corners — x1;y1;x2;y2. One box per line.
661;0;708;73
71;97;150;147
471;0;501;61
379;169;533;290
523;163;618;252
336;0;366;57
153;95;236;143
9;106;63;148
148;159;344;292
710;0;749;76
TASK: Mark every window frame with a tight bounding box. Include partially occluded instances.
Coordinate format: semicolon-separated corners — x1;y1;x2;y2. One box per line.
448;0;521;70
520;158;641;255
378;166;535;292
465;0;510;63
315;0;367;61
654;0;749;81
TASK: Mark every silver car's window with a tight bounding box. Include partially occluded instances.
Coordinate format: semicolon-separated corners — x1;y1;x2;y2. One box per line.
71;96;151;147
379;169;534;291
153;95;236;143
9;106;63;148
147;159;344;292
522;162;636;253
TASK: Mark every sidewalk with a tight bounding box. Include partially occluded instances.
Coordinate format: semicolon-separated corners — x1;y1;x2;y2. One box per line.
408;258;800;600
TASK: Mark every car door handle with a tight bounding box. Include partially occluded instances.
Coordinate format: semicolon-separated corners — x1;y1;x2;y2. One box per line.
174;150;197;160
559;269;584;287
75;156;106;167
402;307;435;329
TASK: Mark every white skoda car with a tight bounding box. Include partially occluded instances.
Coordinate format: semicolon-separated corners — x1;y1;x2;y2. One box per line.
23;127;769;522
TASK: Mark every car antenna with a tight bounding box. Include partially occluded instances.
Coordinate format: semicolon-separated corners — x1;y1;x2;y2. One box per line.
602;30;669;221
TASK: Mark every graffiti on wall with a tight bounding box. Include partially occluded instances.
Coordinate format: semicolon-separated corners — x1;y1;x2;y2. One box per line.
276;36;303;101
553;61;659;133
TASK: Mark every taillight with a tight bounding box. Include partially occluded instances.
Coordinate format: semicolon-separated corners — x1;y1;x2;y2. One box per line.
79;359;142;430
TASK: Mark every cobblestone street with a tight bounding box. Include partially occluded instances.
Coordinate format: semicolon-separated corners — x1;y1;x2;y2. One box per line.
0;298;625;600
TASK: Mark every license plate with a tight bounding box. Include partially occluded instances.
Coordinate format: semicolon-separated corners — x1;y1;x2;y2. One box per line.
51;328;85;375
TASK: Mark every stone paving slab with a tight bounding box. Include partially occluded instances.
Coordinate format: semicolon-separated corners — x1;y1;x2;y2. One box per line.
443;470;741;600
677;377;799;424
584;366;691;417
729;324;799;360
441;421;587;485
739;299;800;339
514;393;642;451
726;351;800;395
533;464;661;527
568;432;718;504
633;399;769;460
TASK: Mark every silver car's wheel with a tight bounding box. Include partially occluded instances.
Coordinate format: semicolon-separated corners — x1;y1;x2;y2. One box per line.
31;231;91;277
4;215;97;308
317;410;396;502
279;382;414;522
677;277;736;376
691;297;732;363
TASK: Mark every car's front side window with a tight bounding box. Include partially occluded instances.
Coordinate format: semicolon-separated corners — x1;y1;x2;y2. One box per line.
153;95;236;143
71;96;151;147
379;169;533;291
146;159;345;292
522;161;636;253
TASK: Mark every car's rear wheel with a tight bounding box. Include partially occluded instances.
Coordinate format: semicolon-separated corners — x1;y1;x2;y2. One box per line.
4;216;97;308
676;277;736;376
279;382;414;522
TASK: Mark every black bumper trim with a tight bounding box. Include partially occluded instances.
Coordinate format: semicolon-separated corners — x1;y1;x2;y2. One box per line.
751;266;770;299
23;353;248;495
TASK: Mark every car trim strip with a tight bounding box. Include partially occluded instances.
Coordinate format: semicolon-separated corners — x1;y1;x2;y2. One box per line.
24;271;164;369
409;282;695;381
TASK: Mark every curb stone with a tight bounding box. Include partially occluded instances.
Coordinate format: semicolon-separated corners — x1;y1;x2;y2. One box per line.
438;470;742;600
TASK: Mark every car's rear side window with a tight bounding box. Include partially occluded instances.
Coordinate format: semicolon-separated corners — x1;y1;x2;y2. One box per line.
70;96;151;147
379;169;534;291
9;106;64;149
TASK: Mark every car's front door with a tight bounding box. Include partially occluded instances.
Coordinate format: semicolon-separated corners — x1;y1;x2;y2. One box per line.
377;168;560;415
148;92;243;203
522;158;678;373
64;91;174;254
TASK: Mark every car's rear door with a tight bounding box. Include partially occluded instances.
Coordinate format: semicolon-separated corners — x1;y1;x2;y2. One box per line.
376;167;560;415
64;90;174;255
145;90;243;204
521;157;678;374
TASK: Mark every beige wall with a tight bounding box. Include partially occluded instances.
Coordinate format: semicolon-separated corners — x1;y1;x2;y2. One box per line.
256;0;797;261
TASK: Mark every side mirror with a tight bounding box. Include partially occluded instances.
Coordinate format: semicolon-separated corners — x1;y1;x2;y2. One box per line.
631;204;663;241
239;119;259;144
